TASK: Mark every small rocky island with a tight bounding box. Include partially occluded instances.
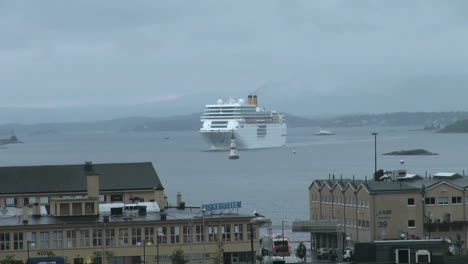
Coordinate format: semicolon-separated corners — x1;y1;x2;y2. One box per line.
383;149;438;156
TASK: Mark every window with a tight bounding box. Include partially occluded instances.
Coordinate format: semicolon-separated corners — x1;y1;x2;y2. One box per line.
59;203;70;216
222;224;231;241
53;231;63;248
110;194;123;202
118;228;128;246
208;225;218;242
72;203;82;215
13;232;23;250
170;226;180;244
85;203;95;215
452;196;462;204
66;231;76;248
407;198;415;206
438;197;449;205
6;198;16;207
144;227;154;244
40;232;50;249
195;225;204;243
105;229;115;247
425;197;436;205
99;195;106;203
27;232;37;249
234;224;243;241
131;228;141;245
157;227;167;244
408;220;416;228
93;229;102;247
182;226;192;243
40;197;49;205
1;232;10;250
79;230;90;248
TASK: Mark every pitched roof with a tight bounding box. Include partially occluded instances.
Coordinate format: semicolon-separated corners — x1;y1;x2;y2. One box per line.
0;162;163;195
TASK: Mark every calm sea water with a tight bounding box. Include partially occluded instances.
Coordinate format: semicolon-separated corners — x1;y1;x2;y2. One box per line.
2;126;468;239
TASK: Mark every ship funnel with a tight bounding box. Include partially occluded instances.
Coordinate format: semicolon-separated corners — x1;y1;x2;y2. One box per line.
253;95;258;106
248;95;253;105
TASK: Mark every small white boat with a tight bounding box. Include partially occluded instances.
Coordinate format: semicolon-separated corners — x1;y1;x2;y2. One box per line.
315;128;335;136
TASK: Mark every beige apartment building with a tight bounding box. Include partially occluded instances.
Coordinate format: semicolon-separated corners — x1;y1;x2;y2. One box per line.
309;172;468;251
0;162;258;264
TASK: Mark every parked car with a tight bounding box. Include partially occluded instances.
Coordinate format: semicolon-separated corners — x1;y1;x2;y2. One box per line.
343;248;354;261
316;248;329;259
328;248;338;261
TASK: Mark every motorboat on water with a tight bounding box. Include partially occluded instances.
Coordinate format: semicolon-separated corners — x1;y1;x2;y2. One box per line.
315;128;335;136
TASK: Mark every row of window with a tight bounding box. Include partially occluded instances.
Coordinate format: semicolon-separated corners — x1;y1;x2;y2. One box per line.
424;196;465;205
0;224;252;251
317;217;370;229
2;194;138;207
312;195;369;207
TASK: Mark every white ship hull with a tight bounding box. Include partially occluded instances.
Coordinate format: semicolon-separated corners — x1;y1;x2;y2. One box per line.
201;124;287;150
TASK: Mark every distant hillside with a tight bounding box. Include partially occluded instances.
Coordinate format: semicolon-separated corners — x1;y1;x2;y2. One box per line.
319;111;468;127
439;120;468;133
2;111;468;135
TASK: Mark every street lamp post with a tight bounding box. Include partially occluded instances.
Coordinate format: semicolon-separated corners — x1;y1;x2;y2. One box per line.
249;223;254;264
249;216;272;264
143;241;146;264
372;133;378;173
26;241;35;264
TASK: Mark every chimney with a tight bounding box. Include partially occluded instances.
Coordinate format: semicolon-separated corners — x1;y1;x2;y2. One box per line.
85;161;99;199
164;196;168;208
32;203;41;217
248;95;253;105
177;193;182;208
22;206;29;224
253;95;258;106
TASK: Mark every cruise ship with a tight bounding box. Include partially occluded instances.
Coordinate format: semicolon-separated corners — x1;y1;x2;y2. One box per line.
200;95;287;150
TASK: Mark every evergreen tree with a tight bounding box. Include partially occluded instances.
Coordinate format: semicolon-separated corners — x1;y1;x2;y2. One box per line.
213;242;224;264
169;249;189;264
0;255;16;264
295;242;307;259
454;233;464;255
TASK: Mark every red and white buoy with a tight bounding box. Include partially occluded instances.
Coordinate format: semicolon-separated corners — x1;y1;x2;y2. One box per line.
229;134;239;159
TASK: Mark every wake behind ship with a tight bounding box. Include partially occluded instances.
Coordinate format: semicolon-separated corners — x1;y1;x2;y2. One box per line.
200;95;287;150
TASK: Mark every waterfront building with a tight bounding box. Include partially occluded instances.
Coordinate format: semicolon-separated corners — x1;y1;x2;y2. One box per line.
308;171;468;251
0;162;257;264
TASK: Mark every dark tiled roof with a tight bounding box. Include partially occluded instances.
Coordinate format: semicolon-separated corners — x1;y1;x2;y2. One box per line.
0;162;163;195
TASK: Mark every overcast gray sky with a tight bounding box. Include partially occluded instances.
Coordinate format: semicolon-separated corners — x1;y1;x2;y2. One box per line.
1;1;468;122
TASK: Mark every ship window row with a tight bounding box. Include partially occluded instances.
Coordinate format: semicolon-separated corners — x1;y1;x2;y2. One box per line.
210;126;228;128
204;109;257;113
314;195;369;207
205;106;256;110
0;224;249;251
211;121;229;124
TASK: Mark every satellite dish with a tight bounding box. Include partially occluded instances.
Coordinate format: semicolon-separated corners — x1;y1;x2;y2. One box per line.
217;99;223;105
238;99;245;104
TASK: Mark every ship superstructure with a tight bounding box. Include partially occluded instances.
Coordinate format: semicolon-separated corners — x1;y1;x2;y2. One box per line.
200;95;287;150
